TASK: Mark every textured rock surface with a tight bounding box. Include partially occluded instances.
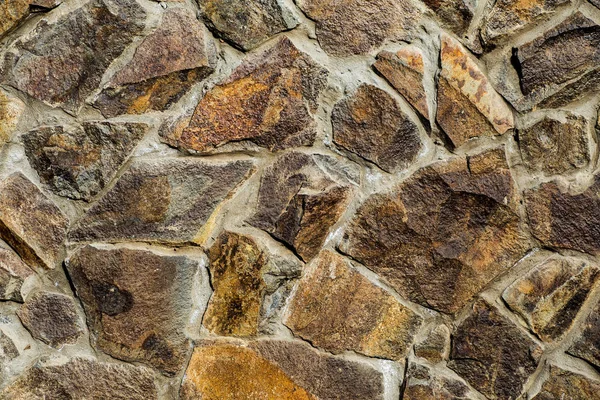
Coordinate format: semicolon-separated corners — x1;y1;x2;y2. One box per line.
414;324;450;363
0;331;18;364
403;363;474;400
422;0;474;36
0;90;25;147
532;366;600;399
0;0;29;38
0;244;33;302
568;302;600;369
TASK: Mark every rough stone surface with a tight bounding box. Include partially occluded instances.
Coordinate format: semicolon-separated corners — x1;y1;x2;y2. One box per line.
23;122;149;201
0;331;18;363
0;173;69;269
403;363;474;400
0;244;33;302
181;340;384;400
414;324;450;363
331;84;422;173
568;302;600;369
66;245;197;375
69;159;254;244
0;89;25;147
449;300;542;399
422;0;474;36
503;256;600;341
0;0;29;38
533;366;600;399
340;148;530;313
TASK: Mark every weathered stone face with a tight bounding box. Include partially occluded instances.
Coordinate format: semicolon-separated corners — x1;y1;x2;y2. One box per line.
0;173;68;270
422;0;475;36
4;0;146;114
0;90;25;147
414;324;450;363
503;256;600;341
403;363;473;400
449;300;541;399
181;340;384;400
0;331;18;364
0;0;29;38
164;38;327;154
66;246;198;375
69;159;254;244
332;84;422;173
0;244;33;302
285;251;422;360
568;302;600;369
532;366;600;399
94;8;216;117
340;148;529;313
23;122;149;201
296;0;419;56
0;358;158;399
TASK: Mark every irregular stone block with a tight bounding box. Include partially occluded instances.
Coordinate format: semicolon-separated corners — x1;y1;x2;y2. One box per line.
0;89;25;147
414;324;450;363
437;34;514;147
1;358;158;399
0;244;33;302
422;0;475;36
332;84;422;173
248;152;355;261
503;256;600;341
0;0;29;38
66;245;198;375
286;251;421;359
94;8;216;117
403;363;474;400
0;331;18;363
17;291;82;348
449;300;541;399
568;303;600;369
532;366;600;399
181;340;384;400
0;173;68;269
198;0;295;51
69;158;254;244
373;47;429;119
23;121;149;201
339;148;530;313
164;38;327;153
296;0;419;56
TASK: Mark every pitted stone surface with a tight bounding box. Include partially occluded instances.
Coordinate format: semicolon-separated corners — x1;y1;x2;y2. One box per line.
568;302;600;369
532;366;600;399
0;244;33;302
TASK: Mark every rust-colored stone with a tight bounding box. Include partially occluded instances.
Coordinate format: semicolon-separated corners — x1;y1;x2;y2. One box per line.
0;90;25;147
568;302;600;369
0;0;29;38
414;324;450;363
0;244;33;302
533;366;600;399
403;363;474;400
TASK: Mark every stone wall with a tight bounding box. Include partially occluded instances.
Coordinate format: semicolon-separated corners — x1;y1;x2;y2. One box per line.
0;0;600;398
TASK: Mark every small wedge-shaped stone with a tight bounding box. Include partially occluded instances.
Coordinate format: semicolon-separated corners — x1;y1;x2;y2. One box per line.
94;8;216;117
449;300;541;399
23;122;149;201
165;38;327;153
0;0;29;38
66;245;198;375
340;148;530;313
437;34;514;147
532;366;600;399
0;244;33;302
181;340;384;400
403;363;475;400
0;173;68;269
0;358;158;400
0;89;25;147
414;324;451;363
0;331;18;364
568;302;600;369
69;158;253;244
374;46;429;119
332;84;422;173
285;250;422;360
422;0;475;36
296;0;419;57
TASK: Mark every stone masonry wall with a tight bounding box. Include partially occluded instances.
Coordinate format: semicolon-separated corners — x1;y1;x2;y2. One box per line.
1;0;600;398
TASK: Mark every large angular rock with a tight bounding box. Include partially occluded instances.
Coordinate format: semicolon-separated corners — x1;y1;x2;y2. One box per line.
94;8;216;117
0;244;33;302
163;38;327;153
181;340;384;400
568;302;600;369
503;256;600;341
532;366;600;399
66;245;198;375
296;0;419;57
198;0;295;51
422;0;475;36
248;152;355;261
332;84;422;173
0;358;158;399
0;0;29;38
0;173;69;269
23;122;149;201
18;291;83;348
339;148;530;313
0;90;25;147
285;251;422;360
403;363;474;400
69;158;253;244
4;0;146;114
437;34;514;147
449;300;541;399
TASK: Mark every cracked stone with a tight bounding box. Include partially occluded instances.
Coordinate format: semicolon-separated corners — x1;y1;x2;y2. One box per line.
0;244;33;302
532;366;600;399
568;302;600;369
0;89;25;147
403;363;474;400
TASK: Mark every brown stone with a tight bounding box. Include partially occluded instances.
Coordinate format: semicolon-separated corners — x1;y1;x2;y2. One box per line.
532;366;600;399
296;0;419;57
449;300;541;399
414;324;450;363
17;291;82;348
339;148;530;313
94;8;216;117
0;244;33;302
373;47;429;119
0;90;25;147
503;256;600;341
332;84;422;173
0;331;18;363
0;358;158;400
403;363;474;400
66;245;198;375
181;340;384;400
166;38;327;153
285;250;422;360
5;0;146;114
248;152;355;261
0;0;29;38
518;114;589;175
23;122;149;201
568;302;600;369
437;34;514;147
198;0;295;51
69;158;254;245
0;173;69;269
422;0;475;36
